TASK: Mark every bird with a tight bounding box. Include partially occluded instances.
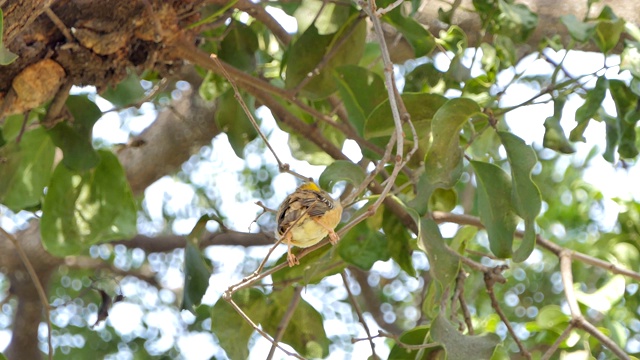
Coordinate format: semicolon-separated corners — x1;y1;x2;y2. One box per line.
275;182;343;267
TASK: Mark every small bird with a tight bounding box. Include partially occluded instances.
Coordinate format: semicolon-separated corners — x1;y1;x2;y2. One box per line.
275;182;343;267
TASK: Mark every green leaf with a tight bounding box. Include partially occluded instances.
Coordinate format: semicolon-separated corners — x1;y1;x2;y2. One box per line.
560;14;596;42
379;0;436;57
620;42;640;78
288;122;345;165
618;116;638;158
319;160;366;190
626;21;640;43
498;132;541;262
428;188;457;212
187;1;240;29
338;221;390;270
424;98;483;189
364;93;447;139
264;288;330;358
182;242;211;313
187;214;212;246
496;0;538;43
383;205;415;276
440;25;468;53
334;65;386;135
219;21;259;72
575;275;626;312
0;9;18;66
603;113;619;162
0;44;18;66
2;114;37;142
608;79;637;115
419;218;460;289
404;63;443;93
494;35;517;68
211;289;266;360
471;160;518;258
388;326;443;359
536;305;570;330
100;71;146;108
594;17;625;54
199;71;219;102
182;215;213;313
571;76;608;142
608;79;640;158
407;98;482;215
41;150;137;256
272;245;345;285
596;5;618;21
431;313;501;360
47;95;102;170
610;242;639;269
285;14;366;99
0;128;55;212
543;98;575;154
214;89;257;159
294;0;349;35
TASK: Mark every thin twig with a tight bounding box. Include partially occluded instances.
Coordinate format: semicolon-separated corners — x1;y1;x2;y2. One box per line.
342;132;395;206
359;0;405;212
454;270;474;335
14;111;29;144
484;267;530;359
341;271;378;358
172;41;382;160
395;100;419;175
103;77;169;114
431;211;640;282
465;248;500;260
350;267;404;334
541;236;640;281
64;256;159;287
444;243;493;274
540;51;588;92
559;251;581;319
352;330;440;351
209;53;310;181
235;0;292;45
375;0;404;15
559;252;629;360
266;286;303;360
540;323;575;360
225;298;305;359
44;7;74;42
580;320;629;360
292;15;365;95
41;81;73;128
0;227;53;360
431;211;634;358
248;200;275;232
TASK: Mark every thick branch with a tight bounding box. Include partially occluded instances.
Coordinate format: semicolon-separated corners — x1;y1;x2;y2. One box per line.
119;231;275;253
117;67;219;195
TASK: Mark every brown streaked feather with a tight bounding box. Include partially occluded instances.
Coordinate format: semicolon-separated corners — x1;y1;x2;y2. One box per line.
276;189;335;236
